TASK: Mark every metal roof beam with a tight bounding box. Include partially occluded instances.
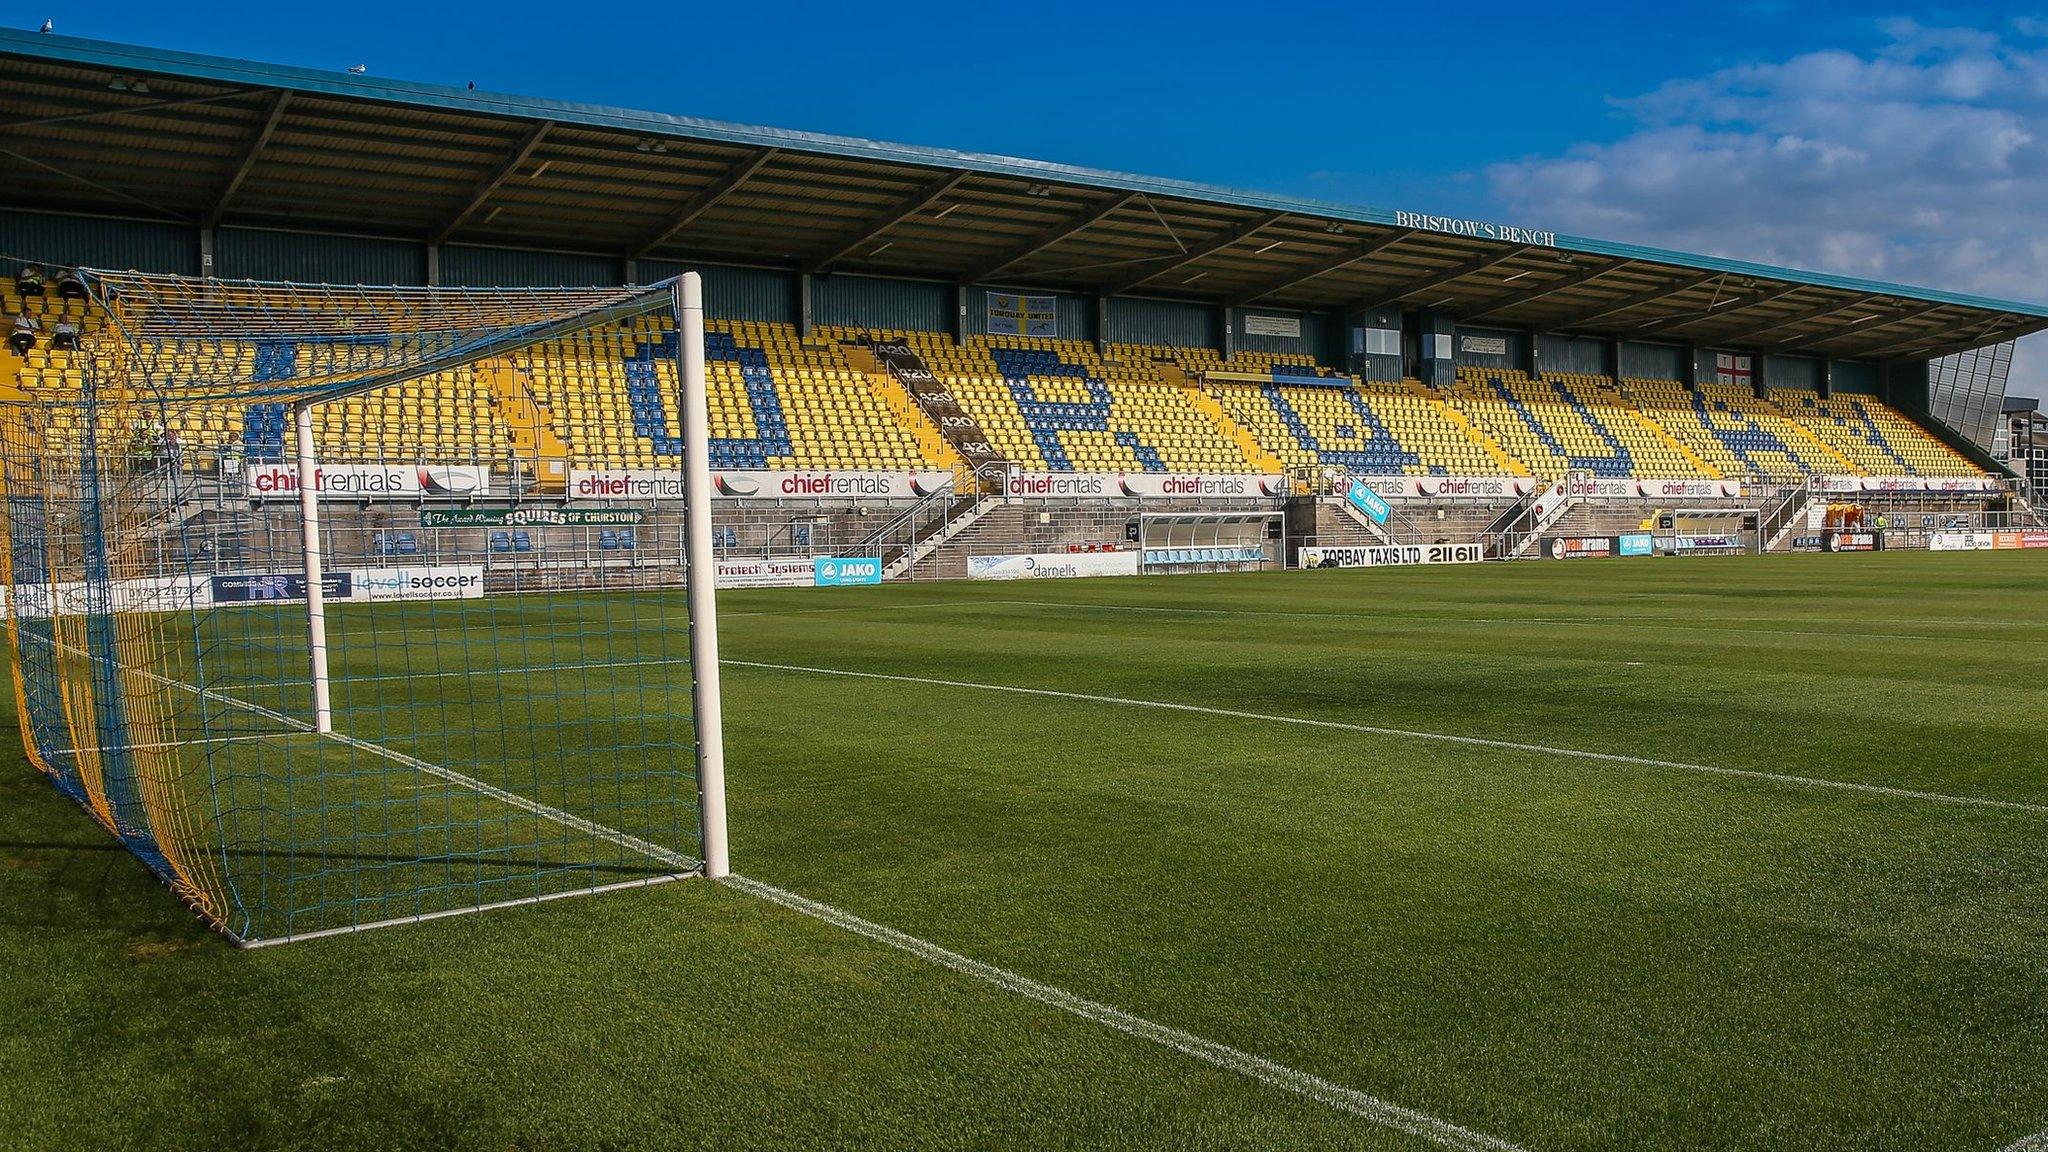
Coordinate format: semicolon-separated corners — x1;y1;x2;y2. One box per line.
961;193;1139;284
1623;284;1804;342
432;119;553;246
0;146;189;221
1713;293;1885;346
206;90;290;228
1360;245;1535;313
1461;259;1629;324
1769;301;1943;355
804;169;970;273
1228;230;1408;307
1100;211;1286;295
0;88;263;132
1544;271;1722;332
1898;318;2048;361
627;147;778;261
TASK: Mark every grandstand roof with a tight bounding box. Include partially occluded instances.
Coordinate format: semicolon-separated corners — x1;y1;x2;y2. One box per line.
3;28;2045;362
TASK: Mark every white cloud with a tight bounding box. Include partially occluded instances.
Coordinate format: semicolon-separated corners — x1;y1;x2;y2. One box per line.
1488;20;2048;389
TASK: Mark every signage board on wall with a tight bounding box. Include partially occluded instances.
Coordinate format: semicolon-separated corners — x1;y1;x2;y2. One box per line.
1459;335;1509;356
1822;531;1884;552
1345;475;1538;501
421;507;646;527
244;463;492;500
569;469;953;501
1571;477;1746;500
1005;473;1287;501
986;292;1058;337
1544;536;1615;560
1243;314;1302;339
1300;543;1483;569
966;551;1140;580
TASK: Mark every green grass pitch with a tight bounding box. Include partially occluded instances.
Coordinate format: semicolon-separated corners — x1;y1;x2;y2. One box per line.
3;549;2048;1151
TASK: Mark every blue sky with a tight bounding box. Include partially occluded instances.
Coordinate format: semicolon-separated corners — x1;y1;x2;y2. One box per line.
18;2;2048;392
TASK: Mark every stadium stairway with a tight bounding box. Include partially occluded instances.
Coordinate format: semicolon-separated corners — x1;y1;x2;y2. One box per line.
836;341;972;481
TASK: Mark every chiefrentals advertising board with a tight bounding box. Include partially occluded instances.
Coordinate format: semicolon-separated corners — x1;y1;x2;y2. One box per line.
1810;474;2003;494
1005;473;1288;500
967;551;1140;580
571;469;955;501
1337;476;1744;501
1300;544;1484;568
244;463;492;500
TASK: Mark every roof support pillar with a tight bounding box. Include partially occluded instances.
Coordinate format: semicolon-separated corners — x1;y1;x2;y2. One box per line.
1686;346;1704;390
1610;337;1624;389
1523;331;1541;381
955;283;968;348
198;226;216;279
1094;294;1109;357
425;244;441;287
1219;305;1235;361
624;258;640;286
1820;358;1833;399
797;273;814;340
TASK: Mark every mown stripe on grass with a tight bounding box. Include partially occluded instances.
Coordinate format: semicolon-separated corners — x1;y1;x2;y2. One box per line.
727;659;2048;818
726;873;1527;1152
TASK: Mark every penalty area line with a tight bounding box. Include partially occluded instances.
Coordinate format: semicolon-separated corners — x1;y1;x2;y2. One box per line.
726;660;2048;818
725;873;1526;1152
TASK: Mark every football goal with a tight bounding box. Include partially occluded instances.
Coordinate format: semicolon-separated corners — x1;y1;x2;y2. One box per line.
0;269;728;945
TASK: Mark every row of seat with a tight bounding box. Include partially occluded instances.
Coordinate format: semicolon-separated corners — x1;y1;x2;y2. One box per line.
0;289;1983;481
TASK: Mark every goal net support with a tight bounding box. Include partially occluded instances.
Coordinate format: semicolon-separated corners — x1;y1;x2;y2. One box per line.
0;269;727;945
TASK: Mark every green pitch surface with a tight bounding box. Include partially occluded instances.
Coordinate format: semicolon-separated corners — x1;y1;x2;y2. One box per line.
4;550;2048;1151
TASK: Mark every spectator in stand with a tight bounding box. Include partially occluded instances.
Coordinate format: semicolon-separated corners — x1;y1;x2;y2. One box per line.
14;265;44;297
9;312;38;355
51;318;79;350
53;268;86;300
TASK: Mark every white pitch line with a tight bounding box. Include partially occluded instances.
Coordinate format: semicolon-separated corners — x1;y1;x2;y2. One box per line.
72;730;303;754
725;873;1525;1152
727;659;2048;818
2002;1128;2048;1152
144;663;1525;1148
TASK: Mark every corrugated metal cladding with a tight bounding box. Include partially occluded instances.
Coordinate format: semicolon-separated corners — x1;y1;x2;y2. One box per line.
1763;354;1823;390
640;261;795;323
1619;342;1685;381
0;210;197;275
966;287;1095;341
1235;308;1337;364
217;229;425;285
814;274;951;333
1452;326;1526;370
1832;359;1879;393
1537;334;1612;376
440;246;623;288
1107;296;1217;348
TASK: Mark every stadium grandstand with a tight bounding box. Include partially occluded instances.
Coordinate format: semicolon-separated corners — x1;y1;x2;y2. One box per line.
0;32;2038;531
9;25;2048;1152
